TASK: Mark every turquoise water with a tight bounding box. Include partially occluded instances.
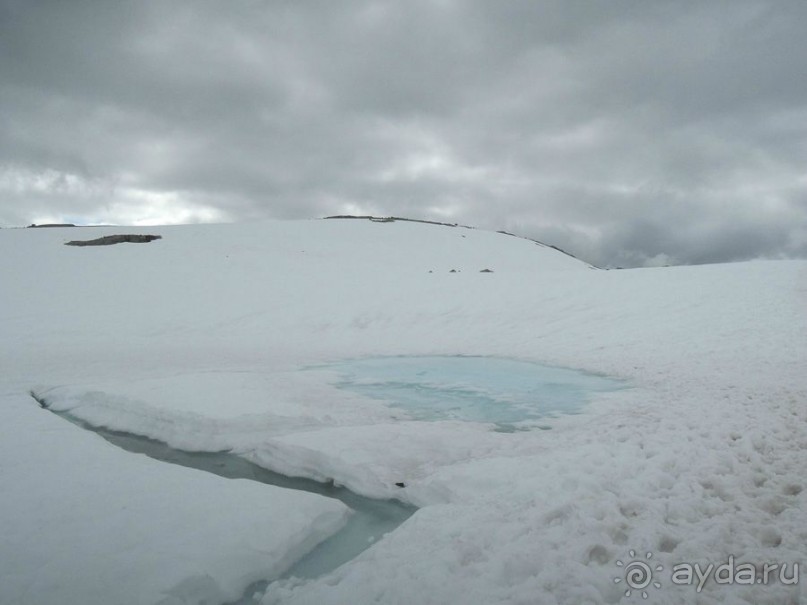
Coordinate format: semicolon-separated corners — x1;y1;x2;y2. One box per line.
30;357;624;601
322;356;624;430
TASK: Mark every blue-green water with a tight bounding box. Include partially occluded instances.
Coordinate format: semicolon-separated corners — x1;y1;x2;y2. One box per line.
321;356;624;430
30;357;624;603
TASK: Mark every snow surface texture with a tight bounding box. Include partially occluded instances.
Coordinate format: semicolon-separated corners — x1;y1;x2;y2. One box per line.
1;219;806;605
0;394;350;605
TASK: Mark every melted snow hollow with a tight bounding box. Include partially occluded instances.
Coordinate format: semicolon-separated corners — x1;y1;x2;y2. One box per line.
316;355;625;430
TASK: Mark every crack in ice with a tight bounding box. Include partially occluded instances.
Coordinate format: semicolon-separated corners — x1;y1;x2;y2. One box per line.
30;391;416;605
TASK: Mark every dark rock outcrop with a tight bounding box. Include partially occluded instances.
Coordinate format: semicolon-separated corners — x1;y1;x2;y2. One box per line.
65;234;162;247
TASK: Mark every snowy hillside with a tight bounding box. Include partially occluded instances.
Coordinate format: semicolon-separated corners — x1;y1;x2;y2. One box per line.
1;218;805;605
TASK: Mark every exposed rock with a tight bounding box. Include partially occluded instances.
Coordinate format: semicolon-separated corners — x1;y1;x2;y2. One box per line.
324;215;460;228
65;234;162;247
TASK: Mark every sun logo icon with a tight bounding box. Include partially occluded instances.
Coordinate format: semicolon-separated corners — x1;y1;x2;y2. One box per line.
614;550;663;599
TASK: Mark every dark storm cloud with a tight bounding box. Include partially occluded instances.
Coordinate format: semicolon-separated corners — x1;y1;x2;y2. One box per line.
1;0;806;266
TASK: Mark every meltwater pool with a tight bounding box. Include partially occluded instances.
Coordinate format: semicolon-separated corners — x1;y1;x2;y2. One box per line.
319;356;624;431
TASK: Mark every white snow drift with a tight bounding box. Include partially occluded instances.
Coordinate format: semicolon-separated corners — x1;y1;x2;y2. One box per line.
1;218;805;605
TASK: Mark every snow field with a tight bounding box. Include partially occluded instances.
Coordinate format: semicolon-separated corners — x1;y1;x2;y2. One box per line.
0;392;350;605
1;219;805;604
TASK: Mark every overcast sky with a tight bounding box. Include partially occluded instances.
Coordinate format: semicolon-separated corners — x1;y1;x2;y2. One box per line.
1;1;806;267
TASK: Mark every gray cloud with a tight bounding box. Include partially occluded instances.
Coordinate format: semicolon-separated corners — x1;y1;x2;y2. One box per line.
1;0;806;266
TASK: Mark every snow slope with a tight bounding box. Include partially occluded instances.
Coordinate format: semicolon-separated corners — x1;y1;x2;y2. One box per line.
0;393;350;605
1;218;805;604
